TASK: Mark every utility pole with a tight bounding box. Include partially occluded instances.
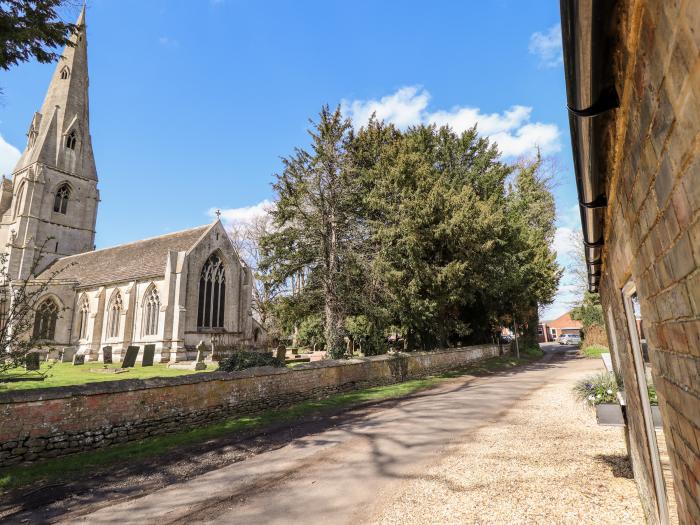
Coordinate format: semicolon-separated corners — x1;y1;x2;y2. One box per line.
513;314;520;360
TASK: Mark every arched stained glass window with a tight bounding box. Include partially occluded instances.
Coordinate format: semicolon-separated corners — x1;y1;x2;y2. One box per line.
34;298;59;340
197;253;225;329
78;295;89;339
54;184;70;214
107;292;122;339
143;286;160;336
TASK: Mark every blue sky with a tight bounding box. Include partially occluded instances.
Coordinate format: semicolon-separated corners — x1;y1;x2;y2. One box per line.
0;0;579;319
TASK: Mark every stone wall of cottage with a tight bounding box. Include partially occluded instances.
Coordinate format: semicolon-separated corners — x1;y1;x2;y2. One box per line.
0;345;505;468
599;2;700;523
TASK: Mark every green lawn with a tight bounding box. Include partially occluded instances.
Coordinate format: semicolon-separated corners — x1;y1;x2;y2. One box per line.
0;362;215;392
582;345;609;358
0;353;536;491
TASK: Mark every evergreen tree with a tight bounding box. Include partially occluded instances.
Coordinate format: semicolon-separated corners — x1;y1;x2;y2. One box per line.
360;123;512;348
504;155;562;346
260;106;361;358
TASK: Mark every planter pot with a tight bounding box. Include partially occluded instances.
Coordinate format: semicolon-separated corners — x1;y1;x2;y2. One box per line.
651;405;662;429
596;403;625;426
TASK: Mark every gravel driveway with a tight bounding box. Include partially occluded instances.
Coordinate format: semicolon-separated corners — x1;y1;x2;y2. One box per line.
373;352;644;524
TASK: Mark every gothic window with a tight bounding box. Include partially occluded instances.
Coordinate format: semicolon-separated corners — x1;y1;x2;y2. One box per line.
107;292;122;339
60;66;70;79
142;286;160;336
78;295;89;339
53;184;70;214
33;298;59;340
197;253;226;329
65;131;77;150
13;182;25;219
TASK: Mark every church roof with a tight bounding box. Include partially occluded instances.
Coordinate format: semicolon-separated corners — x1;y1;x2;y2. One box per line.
36;224;210;287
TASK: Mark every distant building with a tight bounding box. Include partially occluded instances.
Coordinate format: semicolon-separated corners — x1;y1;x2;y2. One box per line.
538;312;582;343
3;8;262;363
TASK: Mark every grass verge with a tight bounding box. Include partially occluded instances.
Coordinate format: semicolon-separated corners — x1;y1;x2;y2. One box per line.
0;363;214;392
0;353;537;492
581;345;609;358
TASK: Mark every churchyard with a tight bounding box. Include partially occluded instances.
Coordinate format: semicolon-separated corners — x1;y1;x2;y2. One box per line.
0;362;214;392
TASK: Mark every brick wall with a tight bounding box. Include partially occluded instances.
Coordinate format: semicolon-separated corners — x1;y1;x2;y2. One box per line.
0;345;503;468
599;2;700;523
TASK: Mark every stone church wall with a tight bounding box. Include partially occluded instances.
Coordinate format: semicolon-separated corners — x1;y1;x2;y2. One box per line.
0;344;505;467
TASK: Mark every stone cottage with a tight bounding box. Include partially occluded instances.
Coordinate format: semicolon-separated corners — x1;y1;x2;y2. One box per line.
562;1;700;523
2;8;262;363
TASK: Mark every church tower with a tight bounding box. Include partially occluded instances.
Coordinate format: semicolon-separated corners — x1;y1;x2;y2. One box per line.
0;7;99;280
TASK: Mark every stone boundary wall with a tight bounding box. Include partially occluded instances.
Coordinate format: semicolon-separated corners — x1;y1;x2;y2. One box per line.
0;345;505;467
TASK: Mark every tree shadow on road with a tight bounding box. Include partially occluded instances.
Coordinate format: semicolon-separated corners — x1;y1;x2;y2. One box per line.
0;352;568;523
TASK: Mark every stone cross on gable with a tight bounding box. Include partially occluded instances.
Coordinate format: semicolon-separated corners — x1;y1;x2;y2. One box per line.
215;209;221;219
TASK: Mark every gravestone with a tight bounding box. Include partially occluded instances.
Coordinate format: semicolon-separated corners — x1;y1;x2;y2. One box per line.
61;347;77;363
102;346;113;364
46;348;61;362
142;344;156;367
275;344;287;361
196;341;207;362
25;352;41;371
72;353;85;366
121;346;139;368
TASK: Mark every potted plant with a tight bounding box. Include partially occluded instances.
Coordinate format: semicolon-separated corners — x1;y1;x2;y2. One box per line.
573;372;625;426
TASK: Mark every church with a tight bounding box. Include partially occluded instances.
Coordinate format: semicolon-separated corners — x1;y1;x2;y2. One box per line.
2;8;261;363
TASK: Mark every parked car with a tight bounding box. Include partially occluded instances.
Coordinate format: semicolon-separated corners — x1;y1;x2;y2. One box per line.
559;334;581;345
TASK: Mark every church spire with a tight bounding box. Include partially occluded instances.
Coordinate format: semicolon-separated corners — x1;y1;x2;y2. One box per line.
12;5;97;180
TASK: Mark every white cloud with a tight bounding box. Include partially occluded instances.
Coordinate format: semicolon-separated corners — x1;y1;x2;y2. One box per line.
158;36;179;48
0;134;21;177
342;86;429;129
209;199;274;226
529;24;563;68
341;87;561;158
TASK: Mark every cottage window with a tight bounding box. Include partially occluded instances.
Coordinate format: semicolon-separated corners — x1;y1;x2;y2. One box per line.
197;253;225;329
34;299;59;340
143;286;160;336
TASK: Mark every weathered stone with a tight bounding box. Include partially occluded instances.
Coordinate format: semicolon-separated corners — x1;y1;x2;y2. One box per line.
25;352;40;371
142;344;155;367
102;346;112;364
121;346;139;368
72;354;85;366
61;347;77;363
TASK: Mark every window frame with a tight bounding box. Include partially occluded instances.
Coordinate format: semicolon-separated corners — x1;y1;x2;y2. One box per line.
53;184;71;214
107;292;122;340
197;253;226;330
33;298;59;341
142;285;160;337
